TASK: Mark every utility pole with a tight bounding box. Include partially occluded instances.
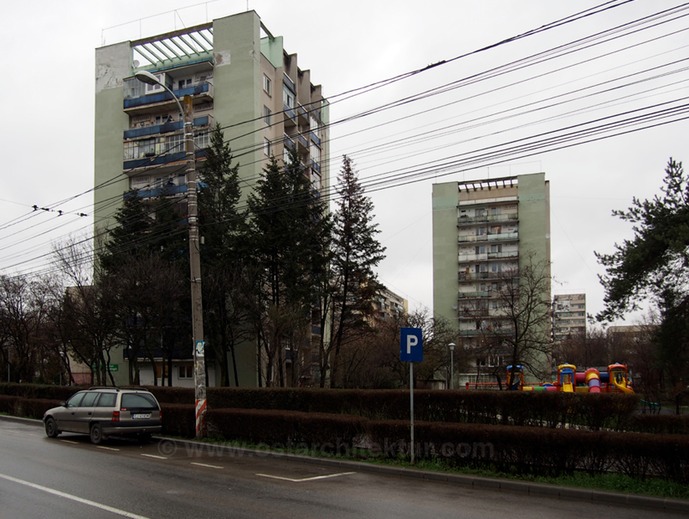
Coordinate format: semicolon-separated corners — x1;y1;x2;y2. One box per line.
184;95;206;439
134;71;206;438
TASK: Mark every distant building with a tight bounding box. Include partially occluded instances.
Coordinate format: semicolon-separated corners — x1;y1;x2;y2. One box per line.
94;11;329;387
372;287;408;323
552;293;586;342
432;173;551;385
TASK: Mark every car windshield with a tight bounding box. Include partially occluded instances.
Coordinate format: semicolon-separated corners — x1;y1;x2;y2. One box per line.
121;393;158;410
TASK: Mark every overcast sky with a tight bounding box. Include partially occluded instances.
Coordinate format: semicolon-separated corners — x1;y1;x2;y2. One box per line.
1;1;687;326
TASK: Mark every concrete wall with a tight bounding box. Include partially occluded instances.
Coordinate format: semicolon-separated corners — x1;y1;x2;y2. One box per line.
94;42;131;234
432;182;460;325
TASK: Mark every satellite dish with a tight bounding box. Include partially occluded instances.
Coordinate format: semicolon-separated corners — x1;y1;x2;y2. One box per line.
133;60;140;68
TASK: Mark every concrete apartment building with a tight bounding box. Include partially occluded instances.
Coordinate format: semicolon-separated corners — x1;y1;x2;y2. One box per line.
432;173;551;384
552;293;586;342
94;11;329;387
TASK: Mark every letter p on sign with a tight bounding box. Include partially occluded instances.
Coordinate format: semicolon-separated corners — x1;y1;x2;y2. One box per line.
400;327;423;363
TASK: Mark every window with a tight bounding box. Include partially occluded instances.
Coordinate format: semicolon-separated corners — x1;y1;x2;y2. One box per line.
282;87;294;109
263;105;272;125
264;138;272;157
177;78;192;90
263;74;272;95
122;393;158;410
167;134;184;153
179;365;193;379
96;393;117;407
81;392;99;407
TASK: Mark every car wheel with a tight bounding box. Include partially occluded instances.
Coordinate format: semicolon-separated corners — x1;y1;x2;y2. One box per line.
44;417;60;438
90;423;105;445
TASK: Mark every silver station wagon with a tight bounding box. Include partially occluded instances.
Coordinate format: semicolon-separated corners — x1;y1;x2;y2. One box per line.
43;387;162;444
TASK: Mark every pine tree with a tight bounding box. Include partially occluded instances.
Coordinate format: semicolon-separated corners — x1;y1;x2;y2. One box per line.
325;156;386;387
247;153;330;386
197;124;250;386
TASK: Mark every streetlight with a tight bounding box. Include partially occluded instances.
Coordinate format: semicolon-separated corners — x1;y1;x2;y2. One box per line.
134;70;206;438
448;342;456;390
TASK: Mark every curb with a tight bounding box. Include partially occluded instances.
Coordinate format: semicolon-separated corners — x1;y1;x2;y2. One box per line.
4;415;688;512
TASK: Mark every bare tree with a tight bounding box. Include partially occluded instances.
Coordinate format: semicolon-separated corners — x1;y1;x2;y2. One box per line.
478;254;552;385
0;274;61;383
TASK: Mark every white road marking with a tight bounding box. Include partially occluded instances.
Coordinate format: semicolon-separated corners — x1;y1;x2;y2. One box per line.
191;462;224;469
141;454;168;460
0;472;151;519
256;471;356;483
59;439;79;444
97;446;120;451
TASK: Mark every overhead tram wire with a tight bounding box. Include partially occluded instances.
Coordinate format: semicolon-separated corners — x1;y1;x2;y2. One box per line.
192;0;644;165
0;0;676;275
349;55;689;168
208;2;689;192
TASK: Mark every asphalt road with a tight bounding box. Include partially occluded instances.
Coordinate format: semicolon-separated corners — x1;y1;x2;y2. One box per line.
1;417;687;519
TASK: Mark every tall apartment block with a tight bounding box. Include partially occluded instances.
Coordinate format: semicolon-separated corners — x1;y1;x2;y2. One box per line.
432;174;551;383
94;11;329;386
552;293;586;342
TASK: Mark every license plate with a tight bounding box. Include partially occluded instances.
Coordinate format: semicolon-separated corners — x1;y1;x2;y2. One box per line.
132;413;151;419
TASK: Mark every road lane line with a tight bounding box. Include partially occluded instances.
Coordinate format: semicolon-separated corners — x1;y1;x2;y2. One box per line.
191;462;224;469
257;471;356;483
0;472;151;519
141;454;168;460
97;446;120;451
59;439;79;444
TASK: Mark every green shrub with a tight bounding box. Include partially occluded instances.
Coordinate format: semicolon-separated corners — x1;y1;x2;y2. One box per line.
161;403;195;437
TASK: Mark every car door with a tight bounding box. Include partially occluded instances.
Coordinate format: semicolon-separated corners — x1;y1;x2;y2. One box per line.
91;392;117;423
71;391;99;433
52;391;86;433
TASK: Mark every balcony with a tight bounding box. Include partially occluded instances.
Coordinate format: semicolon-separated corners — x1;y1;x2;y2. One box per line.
310;159;321;175
123;148;208;173
283;134;296;152
124;115;214;140
283;105;297;128
458;231;518;244
297;104;309;125
296;132;309;152
458;271;507;282
310;131;321;147
123;81;214;113
458;213;518;225
134;183;188;199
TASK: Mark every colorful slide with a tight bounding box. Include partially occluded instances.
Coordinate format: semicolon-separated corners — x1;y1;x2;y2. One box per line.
608;363;634;393
558;364;576;393
584;368;601;393
610;373;633;393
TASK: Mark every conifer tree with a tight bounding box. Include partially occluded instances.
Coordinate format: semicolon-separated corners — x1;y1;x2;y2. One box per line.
324;156;386;387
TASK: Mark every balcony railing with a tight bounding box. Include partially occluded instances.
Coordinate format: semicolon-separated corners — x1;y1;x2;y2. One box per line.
124;115;213;140
134;183;188;199
123;148;207;172
123;81;213;110
284;105;297;126
458;213;518;224
297;104;309;124
458;232;518;244
310;131;321;147
284;134;296;152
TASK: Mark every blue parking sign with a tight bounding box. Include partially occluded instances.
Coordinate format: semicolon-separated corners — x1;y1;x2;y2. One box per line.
400;327;423;363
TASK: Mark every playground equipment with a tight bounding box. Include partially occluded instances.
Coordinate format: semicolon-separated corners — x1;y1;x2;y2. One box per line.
507;363;634;393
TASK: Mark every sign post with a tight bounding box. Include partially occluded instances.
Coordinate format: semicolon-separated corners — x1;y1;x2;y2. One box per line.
400;327;423;464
